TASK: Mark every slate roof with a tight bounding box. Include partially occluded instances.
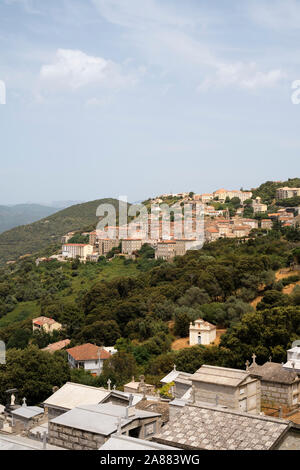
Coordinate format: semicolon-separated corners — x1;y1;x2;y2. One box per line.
135;399;169;424
249;362;299;385
191;365;251;387
50;403;160;436
153;404;290;450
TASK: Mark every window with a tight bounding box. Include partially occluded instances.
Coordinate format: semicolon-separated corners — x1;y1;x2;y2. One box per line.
145;422;156;437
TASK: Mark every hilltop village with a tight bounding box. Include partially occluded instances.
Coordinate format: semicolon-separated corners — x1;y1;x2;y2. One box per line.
1;182;300;450
53;186;300;263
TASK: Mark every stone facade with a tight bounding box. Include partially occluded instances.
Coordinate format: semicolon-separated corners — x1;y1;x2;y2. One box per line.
191;365;261;414
49;422;106;450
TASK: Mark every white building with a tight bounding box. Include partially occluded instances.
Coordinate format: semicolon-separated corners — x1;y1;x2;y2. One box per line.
62;243;93;261
283;346;300;373
66;343;111;376
189;319;216;346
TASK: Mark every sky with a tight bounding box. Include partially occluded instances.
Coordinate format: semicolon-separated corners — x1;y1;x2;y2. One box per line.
0;0;300;205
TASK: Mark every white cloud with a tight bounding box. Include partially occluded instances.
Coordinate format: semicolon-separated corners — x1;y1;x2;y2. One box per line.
39;49;137;91
198;62;286;91
92;0;287;93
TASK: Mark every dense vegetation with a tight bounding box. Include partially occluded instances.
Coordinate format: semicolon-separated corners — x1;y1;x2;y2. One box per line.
0;225;300;403
252;178;300;204
0;198;128;265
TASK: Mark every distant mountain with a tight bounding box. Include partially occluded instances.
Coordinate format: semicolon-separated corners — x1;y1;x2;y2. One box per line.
0;204;59;234
0;198;128;265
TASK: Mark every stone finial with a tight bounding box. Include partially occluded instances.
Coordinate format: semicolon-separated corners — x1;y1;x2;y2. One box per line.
22;397;27;407
245;360;250;371
113;384;116;391
252;353;257;365
132;376;135;383
269;356;272;362
173;364;177;371
107;378;111;391
139;375;145;384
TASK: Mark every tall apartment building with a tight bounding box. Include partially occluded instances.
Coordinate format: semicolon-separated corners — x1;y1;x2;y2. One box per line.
121;239;143;255
98;239;119;256
276;187;300;199
155;240;177;260
62;244;93;261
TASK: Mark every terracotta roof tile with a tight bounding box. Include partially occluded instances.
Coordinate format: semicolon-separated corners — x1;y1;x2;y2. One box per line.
67;343;111;361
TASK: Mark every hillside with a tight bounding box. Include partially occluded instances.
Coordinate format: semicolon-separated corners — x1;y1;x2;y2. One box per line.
252;178;300;204
0;198;127;265
0;204;59;234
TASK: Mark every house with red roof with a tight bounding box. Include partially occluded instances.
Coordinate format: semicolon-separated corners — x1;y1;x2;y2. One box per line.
66;343;111;376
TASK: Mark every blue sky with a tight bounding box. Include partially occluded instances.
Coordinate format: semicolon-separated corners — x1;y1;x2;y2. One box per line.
0;0;300;205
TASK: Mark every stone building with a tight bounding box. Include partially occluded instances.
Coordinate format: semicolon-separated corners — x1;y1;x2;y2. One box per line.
191;364;261;414
32;316;62;334
48;403;161;450
248;352;300;410
173;372;193;399
189;319;216;346
283;346;300;373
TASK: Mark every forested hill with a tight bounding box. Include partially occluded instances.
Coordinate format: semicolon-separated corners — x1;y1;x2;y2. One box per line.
252;178;300;204
0;198;126;265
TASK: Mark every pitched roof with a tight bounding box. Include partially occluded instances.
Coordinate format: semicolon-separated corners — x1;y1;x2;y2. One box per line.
43;382;110;410
153;404;290;450
42;339;70;353
191;365;251;387
249;362;299;385
66;343;111;361
32;316;56;326
135;399;169;423
50;403;160;436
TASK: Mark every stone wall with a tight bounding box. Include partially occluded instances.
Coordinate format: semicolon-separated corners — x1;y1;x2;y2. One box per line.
49;422;106;450
261;382;292;407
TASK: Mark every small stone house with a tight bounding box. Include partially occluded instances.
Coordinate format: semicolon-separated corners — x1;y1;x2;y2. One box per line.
191;365;261;413
249;358;300;410
32;316;62;334
189;319;216;346
48;403;162;450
